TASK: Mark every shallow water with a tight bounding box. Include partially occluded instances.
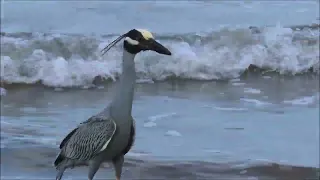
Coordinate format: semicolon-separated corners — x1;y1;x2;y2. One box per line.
1;77;319;179
1;1;320;179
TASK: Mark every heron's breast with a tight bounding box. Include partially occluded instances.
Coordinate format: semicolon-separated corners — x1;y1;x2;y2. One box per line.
109;124;131;152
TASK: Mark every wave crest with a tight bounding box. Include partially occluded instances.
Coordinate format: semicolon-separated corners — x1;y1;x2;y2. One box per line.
1;24;319;87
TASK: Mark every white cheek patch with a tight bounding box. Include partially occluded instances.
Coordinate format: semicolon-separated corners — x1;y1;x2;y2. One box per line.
125;37;139;45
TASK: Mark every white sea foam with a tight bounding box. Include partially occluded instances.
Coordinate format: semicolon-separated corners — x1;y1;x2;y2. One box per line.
127;151;150;157
143;112;178;128
148;112;178;122
165;130;182;137
230;78;241;82
1;25;318;87
232;82;246;86
213;106;248;111
143;121;157;128
283;94;319;105
240;98;271;106
244;88;261;94
262;76;271;79
0;87;6;96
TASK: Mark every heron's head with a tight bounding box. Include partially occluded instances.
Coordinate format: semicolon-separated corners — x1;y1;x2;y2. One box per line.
101;29;172;56
124;29;171;55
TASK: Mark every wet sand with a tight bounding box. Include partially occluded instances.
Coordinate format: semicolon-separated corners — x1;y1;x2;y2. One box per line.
1;146;319;180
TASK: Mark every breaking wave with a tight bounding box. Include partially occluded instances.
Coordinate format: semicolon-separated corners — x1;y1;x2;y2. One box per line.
1;24;319;88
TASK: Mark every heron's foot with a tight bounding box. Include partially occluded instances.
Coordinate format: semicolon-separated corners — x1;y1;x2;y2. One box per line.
88;159;101;180
112;156;124;180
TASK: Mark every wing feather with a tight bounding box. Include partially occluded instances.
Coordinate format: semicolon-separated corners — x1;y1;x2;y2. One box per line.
59;127;78;149
60;115;116;161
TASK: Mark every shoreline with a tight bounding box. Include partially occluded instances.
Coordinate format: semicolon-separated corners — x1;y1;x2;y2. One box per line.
1;146;319;180
1;71;319;90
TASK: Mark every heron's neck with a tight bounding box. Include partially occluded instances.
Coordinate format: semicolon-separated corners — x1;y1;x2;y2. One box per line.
111;50;136;120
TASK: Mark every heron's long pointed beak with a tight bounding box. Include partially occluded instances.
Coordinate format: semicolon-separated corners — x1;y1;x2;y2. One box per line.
144;39;172;55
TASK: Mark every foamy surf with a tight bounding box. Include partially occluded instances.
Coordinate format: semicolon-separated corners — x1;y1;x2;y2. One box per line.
1;24;319;88
283;94;319;106
0;87;6;96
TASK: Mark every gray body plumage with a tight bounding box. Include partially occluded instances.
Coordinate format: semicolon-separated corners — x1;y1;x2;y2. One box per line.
54;28;171;180
54;50;137;180
60;114;116;161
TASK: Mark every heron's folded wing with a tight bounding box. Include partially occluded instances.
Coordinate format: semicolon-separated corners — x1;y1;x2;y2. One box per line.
61;116;116;161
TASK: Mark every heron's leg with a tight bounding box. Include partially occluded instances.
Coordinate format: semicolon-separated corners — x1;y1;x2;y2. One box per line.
88;159;101;180
55;167;66;180
112;155;124;180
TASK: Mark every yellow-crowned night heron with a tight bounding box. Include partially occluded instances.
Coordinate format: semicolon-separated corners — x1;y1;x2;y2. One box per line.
54;29;172;180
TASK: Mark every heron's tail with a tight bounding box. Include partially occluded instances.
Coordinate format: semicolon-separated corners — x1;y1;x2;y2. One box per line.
54;153;70;180
54;153;64;168
56;168;66;180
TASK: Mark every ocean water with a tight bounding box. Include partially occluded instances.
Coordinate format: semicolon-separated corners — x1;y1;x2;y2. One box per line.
1;1;319;180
